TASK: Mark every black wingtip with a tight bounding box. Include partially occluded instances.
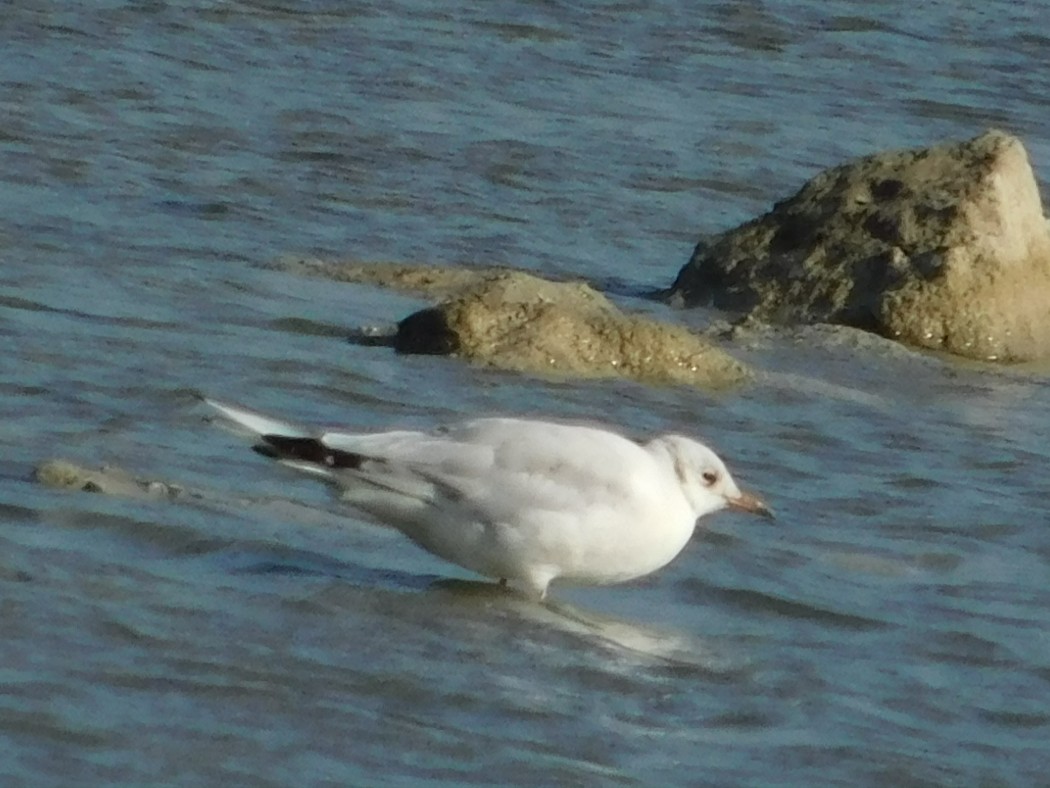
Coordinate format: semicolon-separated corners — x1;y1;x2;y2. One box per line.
252;442;281;460
255;435;364;469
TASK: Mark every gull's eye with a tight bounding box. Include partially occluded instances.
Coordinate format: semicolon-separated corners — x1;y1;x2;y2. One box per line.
701;470;719;486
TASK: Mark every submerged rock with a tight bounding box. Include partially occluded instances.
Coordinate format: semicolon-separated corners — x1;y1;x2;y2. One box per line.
35;459;185;500
670;130;1050;362
33;456;352;530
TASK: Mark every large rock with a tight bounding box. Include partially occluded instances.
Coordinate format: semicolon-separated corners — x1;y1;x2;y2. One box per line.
670;130;1050;362
284;260;751;387
395;271;750;387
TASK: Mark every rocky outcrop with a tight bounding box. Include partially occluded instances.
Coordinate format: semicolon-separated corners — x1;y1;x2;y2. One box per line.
395;271;749;387
289;261;750;387
670;130;1050;362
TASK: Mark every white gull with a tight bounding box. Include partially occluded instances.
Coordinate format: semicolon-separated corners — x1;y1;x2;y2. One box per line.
205;399;772;598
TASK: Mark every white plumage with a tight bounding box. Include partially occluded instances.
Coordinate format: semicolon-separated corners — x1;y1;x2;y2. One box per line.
205;399;771;598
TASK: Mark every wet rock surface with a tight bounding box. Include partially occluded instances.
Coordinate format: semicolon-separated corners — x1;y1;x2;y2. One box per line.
670;130;1050;362
291;262;751;388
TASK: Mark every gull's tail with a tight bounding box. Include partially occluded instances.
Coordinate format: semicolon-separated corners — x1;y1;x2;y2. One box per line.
202;398;364;476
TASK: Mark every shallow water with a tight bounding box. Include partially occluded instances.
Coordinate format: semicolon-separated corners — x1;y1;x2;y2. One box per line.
3;1;1049;785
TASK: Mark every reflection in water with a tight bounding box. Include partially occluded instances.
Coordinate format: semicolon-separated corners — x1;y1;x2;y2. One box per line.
427;578;745;674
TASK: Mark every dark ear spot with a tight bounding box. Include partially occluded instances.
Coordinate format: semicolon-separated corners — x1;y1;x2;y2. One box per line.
673;454;689;487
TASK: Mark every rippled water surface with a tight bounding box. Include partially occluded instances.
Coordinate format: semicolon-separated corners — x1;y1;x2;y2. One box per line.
3;2;1049;785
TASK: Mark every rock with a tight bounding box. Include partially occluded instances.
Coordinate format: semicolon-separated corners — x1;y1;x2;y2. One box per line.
396;271;750;387
670;130;1050;362
281;260;751;388
35;459;185;500
33;456;348;530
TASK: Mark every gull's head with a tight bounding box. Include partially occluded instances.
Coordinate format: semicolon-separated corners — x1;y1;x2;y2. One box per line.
654;435;773;521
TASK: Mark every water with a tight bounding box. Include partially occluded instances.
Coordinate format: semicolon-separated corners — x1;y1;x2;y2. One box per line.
3;1;1049;784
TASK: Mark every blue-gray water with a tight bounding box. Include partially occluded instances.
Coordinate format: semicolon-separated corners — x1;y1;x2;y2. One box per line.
3;2;1049;785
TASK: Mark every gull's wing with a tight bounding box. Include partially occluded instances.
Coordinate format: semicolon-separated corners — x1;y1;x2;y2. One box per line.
204;401;690;586
323;417;664;520
206;400;662;519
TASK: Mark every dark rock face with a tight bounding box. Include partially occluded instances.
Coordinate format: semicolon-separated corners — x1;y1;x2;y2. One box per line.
671;130;1050;362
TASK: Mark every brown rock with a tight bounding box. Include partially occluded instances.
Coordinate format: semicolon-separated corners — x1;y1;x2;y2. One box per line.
397;271;750;387
670;130;1050;362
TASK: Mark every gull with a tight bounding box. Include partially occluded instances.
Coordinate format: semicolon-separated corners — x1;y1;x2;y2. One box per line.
204;399;772;599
